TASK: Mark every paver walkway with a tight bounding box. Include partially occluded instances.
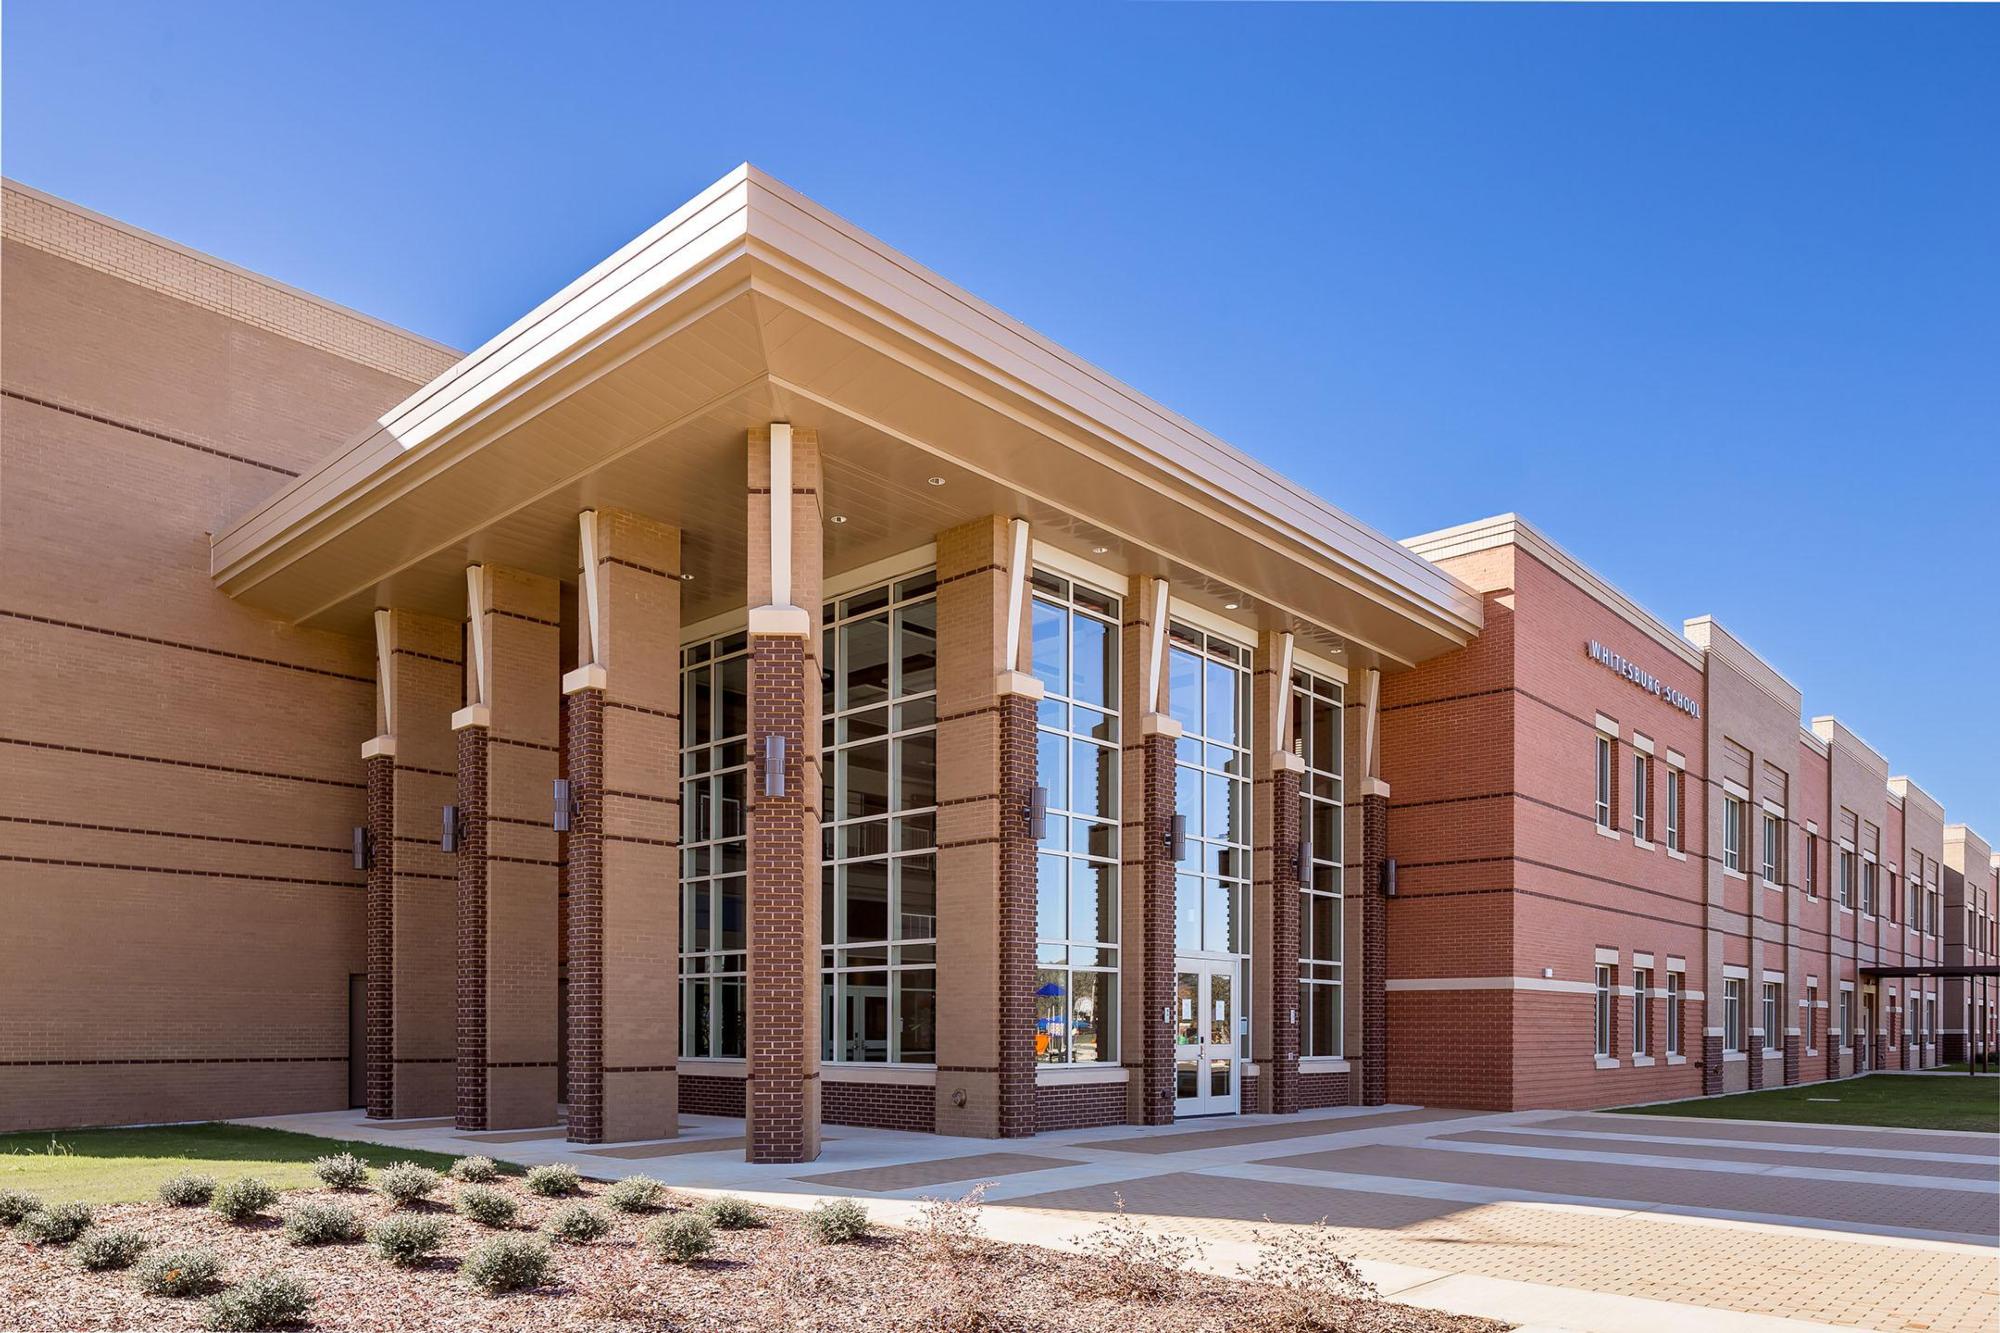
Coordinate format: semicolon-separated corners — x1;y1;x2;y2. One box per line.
241;1102;2000;1333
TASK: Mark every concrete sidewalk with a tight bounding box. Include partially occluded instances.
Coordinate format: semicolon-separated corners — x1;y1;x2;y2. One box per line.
237;1104;1999;1333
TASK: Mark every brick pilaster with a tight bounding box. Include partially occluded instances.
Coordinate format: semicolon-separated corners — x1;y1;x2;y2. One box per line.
1266;764;1302;1115
454;723;490;1131
746;631;816;1161
1702;1030;1724;1096
1139;728;1177;1125
1747;1032;1764;1089
363;751;395;1119
1360;788;1388;1106
996;690;1038;1138
1783;1031;1801;1086
563;686;605;1143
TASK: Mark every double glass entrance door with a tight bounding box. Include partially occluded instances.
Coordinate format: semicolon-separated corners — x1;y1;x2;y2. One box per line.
1174;958;1239;1117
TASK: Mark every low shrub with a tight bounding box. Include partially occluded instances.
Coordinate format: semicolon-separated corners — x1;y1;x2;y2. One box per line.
603;1174;663;1213
699;1195;759;1230
523;1163;580;1198
158;1173;217;1207
461;1234;552;1294
912;1182;989;1262
367;1214;447;1267
377;1162;441;1207
282;1200;362;1246
1072;1194;1205;1301
211;1177;279;1223
803;1197;870;1244
203;1270;313;1331
455;1185;517;1228
546;1202;612;1243
134;1247;224;1298
310;1152;369;1190
73;1228;150;1271
0;1188;43;1226
449;1154;499;1183
644;1213;714;1264
1239;1218;1378;1331
18;1201;95;1245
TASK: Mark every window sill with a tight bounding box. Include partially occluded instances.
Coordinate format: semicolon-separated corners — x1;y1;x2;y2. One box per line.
1594;1056;1621;1069
1723;868;1748;882
1724;1052;1747;1063
1633;1055;1656;1067
678;1057;747;1077
1762;879;1784;892
1298;1056;1351;1073
1595;825;1621;842
1667;847;1687;862
1633;837;1655;852
823;1064;937;1086
1667;1054;1688;1065
1036;1064;1128;1086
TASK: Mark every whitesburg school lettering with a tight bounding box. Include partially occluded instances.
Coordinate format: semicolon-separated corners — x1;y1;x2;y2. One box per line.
1587;641;1700;718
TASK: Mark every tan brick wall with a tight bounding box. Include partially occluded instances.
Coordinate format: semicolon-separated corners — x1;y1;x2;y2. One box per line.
0;228;435;1131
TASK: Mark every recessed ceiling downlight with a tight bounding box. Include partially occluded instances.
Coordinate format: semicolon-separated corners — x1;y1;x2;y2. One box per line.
926;476;946;487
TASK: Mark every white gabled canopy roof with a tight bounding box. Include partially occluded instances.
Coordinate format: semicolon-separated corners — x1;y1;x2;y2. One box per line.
212;165;1480;670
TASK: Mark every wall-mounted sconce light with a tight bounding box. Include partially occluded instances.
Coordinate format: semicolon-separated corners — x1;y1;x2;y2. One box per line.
763;734;787;798
552;778;573;833
1384;857;1398;896
352;826;372;872
1167;813;1187;862
441;804;461;853
1297;837;1313;882
1028;784;1048;840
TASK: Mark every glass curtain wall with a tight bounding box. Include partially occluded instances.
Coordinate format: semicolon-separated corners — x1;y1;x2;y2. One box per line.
1169;622;1252;1053
820;573;940;1064
1292;667;1344;1057
680;631;749;1058
1029;571;1121;1064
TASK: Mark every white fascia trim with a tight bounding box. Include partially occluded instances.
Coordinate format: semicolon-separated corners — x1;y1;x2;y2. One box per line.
1723;964;1750;979
1035;1064;1128;1086
1723;778;1750;801
1664;749;1687;770
1630;731;1655;755
822;1064;937;1086
1594;712;1621;737
1593;946;1621;965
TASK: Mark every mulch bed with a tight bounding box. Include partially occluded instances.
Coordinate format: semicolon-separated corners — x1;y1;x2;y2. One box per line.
0;1176;1509;1332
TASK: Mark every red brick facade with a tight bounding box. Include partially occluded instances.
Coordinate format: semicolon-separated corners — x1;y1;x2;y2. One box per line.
453;724;490;1131
562;686;605;1143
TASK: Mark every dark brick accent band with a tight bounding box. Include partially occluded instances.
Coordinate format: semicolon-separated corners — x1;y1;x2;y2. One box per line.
1298;1069;1351;1109
1269;766;1302;1115
1140;730;1177;1126
454;725;490;1132
1360;790;1388;1107
997;691;1037;1139
680;1073;747;1118
824;1079;936;1133
1035;1079;1128;1132
364;753;395;1119
564;687;605;1144
746;632;816;1163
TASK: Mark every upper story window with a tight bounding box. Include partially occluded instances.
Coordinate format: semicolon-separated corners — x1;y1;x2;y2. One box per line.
1722;796;1745;873
821;573;939;1065
1723;978;1744;1052
1761;811;1782;884
1666;972;1684;1056
1030;571;1121;1066
1804;834;1817;897
1631;754;1649;842
1860;858;1878;916
1294;667;1345;1059
1594;735;1613;829
1838;847;1856;908
1594;964;1614;1057
1665;767;1682;852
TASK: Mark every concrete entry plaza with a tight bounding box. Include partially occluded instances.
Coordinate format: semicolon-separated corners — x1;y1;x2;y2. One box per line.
240;1103;1999;1333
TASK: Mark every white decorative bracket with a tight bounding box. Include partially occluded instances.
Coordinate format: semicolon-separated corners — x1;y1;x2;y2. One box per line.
453;565;492;730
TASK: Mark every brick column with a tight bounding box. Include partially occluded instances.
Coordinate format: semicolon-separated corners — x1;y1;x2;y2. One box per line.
364;747;395;1119
1747;1030;1764;1089
1138;727;1177;1124
933;518;1037;1138
744;426;822;1164
1359;784;1389;1107
564;509;682;1145
454;566;561;1132
1703;1022;1725;1096
1783;1028;1801;1086
1251;632;1301;1117
365;610;459;1119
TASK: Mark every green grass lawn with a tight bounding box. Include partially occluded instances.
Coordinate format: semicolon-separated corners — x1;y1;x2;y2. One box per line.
1614;1073;2000;1133
1929;1061;2000;1075
0;1123;515;1205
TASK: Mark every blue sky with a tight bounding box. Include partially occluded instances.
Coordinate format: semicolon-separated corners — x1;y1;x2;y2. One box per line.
7;3;1995;832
